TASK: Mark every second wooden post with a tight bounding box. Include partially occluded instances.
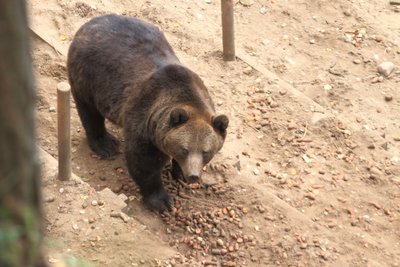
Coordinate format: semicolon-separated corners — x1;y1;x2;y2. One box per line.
221;0;235;61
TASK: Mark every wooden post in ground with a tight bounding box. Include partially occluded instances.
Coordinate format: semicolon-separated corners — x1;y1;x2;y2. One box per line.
221;0;235;61
57;81;71;181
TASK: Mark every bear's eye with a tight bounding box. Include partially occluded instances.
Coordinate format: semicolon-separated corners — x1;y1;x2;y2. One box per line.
202;150;211;161
181;148;189;157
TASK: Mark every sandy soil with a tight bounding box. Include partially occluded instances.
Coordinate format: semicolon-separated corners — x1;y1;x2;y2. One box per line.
29;0;400;266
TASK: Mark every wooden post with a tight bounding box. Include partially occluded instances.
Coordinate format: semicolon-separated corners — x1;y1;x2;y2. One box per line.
57;81;71;181
221;0;235;61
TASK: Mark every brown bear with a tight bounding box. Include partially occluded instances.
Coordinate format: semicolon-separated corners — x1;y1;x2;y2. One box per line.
67;14;229;212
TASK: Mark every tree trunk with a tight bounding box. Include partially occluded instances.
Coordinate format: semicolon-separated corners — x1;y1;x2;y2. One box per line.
0;1;47;267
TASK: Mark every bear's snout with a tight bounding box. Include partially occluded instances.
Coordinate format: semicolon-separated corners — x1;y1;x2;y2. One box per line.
182;153;203;183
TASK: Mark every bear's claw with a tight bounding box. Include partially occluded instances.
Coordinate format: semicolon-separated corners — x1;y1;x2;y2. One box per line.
88;132;120;158
143;190;172;212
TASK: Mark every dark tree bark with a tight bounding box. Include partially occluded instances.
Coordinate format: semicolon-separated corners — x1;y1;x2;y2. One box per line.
0;1;47;267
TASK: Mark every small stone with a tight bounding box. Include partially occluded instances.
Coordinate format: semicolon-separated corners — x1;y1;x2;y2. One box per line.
300;243;308;249
91;200;98;206
368;143;375;149
113;185;123;193
237;237;244;243
320;252;329;260
353;59;361;64
239;0;253;7
222;207;228;214
323;84;332;91
243;66;253;75
363;215;371;223
45;196;55;203
370;167;383;177
49;106;56;112
309;39;316;44
260;120;269;127
377;61;395;77
374;35;384;42
270;102;278;108
115;167;124;174
343;9;351;16
328;222;336;228
343;33;353;43
350;220;358;226
217;239;224;247
384;95;393;102
229;210;236;219
253;168;260;175
371;77;380;83
119;212;130;223
72;224;79;230
287;122;297;130
305;193;316;200
99;176;107;181
110;211;120;218
257;206;265;213
88;218;96;224
205;0;212;3
59;188;64;194
279;89;287;95
259;7;267;14
381;142;389;151
211;249;222;255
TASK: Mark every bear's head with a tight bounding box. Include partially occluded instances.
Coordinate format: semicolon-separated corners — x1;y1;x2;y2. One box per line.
161;106;229;183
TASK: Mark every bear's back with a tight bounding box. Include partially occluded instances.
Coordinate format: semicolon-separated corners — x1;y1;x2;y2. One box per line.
67;14;180;124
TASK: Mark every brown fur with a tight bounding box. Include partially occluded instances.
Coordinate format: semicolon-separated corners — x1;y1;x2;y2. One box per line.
67;14;228;211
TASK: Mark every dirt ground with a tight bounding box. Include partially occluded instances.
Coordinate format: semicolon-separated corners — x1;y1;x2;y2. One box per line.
29;0;400;266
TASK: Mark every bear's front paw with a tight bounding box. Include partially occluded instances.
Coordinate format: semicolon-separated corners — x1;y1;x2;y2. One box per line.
143;190;172;212
88;132;120;158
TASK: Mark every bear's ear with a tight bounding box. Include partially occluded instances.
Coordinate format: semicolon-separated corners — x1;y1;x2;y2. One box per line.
212;114;229;133
170;108;189;126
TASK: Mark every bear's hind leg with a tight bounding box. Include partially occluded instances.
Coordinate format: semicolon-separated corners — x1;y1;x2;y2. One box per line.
74;98;119;158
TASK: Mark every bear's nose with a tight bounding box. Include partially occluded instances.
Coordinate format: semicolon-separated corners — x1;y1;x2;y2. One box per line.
187;175;199;183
